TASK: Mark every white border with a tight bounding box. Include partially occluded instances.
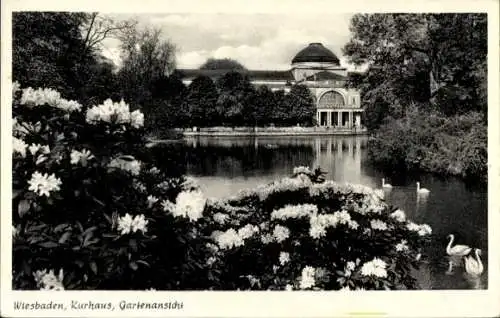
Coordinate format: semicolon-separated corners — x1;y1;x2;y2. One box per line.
1;0;499;317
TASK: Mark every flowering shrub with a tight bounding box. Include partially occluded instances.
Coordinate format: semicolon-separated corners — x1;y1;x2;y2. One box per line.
12;84;213;290
12;83;432;291
202;169;432;290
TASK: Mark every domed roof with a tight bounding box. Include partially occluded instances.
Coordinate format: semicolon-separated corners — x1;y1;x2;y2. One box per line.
291;43;340;65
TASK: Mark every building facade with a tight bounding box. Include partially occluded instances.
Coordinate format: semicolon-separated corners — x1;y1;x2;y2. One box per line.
178;43;363;130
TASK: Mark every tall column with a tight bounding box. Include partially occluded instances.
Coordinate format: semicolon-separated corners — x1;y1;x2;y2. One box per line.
327;111;332;127
349;111;353;129
337;111;342;127
316;111;320;126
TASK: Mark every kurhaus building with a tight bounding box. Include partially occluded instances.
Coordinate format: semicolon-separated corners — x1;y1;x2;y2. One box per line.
178;43;364;130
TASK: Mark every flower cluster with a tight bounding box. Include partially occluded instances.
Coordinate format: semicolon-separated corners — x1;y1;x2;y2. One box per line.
116;213;148;235
293;166;312;175
406;222;432;236
279;252;290;265
390;209;406;222
212;224;260;250
27;171;62;197
360;258;388;278
272;224;290;243
85;99;144;128
20;87;82;112
13;137;28;158
108;156;141;175
299;266;316;289
271;204;318;220
147;195;159;208
33;269;65;290
370;219;389;231
395;240;410;252
162;190;206;221
70;149;95;166
309;210;358;239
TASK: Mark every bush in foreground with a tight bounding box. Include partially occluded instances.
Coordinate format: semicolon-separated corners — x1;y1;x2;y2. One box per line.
12;84;432;290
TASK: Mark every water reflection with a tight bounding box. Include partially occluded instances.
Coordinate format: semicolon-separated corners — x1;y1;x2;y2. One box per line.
172;135;488;290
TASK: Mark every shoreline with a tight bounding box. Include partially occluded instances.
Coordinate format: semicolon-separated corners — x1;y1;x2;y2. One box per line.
175;127;369;137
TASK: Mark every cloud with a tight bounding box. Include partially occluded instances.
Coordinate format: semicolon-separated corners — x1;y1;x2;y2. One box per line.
102;13;357;71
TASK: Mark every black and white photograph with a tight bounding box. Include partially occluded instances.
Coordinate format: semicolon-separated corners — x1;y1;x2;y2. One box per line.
1;0;499;317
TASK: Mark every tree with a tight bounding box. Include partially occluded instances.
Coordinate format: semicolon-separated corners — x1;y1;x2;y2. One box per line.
251;86;277;126
215;72;255;126
284;85;315;126
117;26;177;107
343;13;487;127
80;13;137;56
12;12;88;98
200;58;246;70
184;76;219;127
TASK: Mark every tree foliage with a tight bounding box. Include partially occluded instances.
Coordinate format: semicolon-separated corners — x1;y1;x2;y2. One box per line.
200;58;247;70
343;13;487;128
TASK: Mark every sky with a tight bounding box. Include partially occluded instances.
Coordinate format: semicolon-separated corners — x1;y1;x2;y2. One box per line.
100;13;361;71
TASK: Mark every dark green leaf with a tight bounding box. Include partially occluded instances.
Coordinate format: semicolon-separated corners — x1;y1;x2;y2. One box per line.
18;200;30;217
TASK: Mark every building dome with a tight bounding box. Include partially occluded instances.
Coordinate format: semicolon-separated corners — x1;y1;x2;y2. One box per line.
291;43;340;65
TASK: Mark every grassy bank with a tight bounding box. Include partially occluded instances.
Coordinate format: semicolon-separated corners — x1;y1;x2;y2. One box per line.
367;107;487;184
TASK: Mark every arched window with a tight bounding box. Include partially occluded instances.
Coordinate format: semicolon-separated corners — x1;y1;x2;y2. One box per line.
318;91;345;108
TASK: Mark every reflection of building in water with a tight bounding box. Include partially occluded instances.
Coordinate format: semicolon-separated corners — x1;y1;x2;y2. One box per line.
178;43;364;132
312;137;363;182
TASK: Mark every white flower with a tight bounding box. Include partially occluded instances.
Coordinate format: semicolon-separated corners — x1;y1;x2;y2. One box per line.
299;266;316;289
417;224;432;236
166;190;206;221
333;210;351;225
360;258;388;278
395;240;410;252
12;225;19;239
213;212;229;224
130;109;144;128
238;224;259;240
260;234;274;244
348;220;359;230
117;213;148;235
27;171;62;197
285;284;293;291
20;87;81;112
279;252;290;265
147;195;159;208
340;286;351;291
271;204;317;220
131;214;148;233
373;189;385;200
182;176;199;190
273;225;290;243
212;228;244;250
33;269;65;291
390;209;406;222
406;222;421;232
70;149;94;166
86;99;143;128
28;144;41;156
13;137;27;158
117;214;134;235
206;256;217;266
108;157;141;175
370;219;388;231
346;261;356;272
293;166;312;175
309;214;338;239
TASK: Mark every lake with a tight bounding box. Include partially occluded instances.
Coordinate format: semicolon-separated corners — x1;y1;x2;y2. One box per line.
171;135;489;290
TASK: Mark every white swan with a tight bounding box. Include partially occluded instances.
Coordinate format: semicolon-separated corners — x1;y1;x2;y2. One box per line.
382;178;392;189
446;234;472;256
464;249;484;277
416;182;430;194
